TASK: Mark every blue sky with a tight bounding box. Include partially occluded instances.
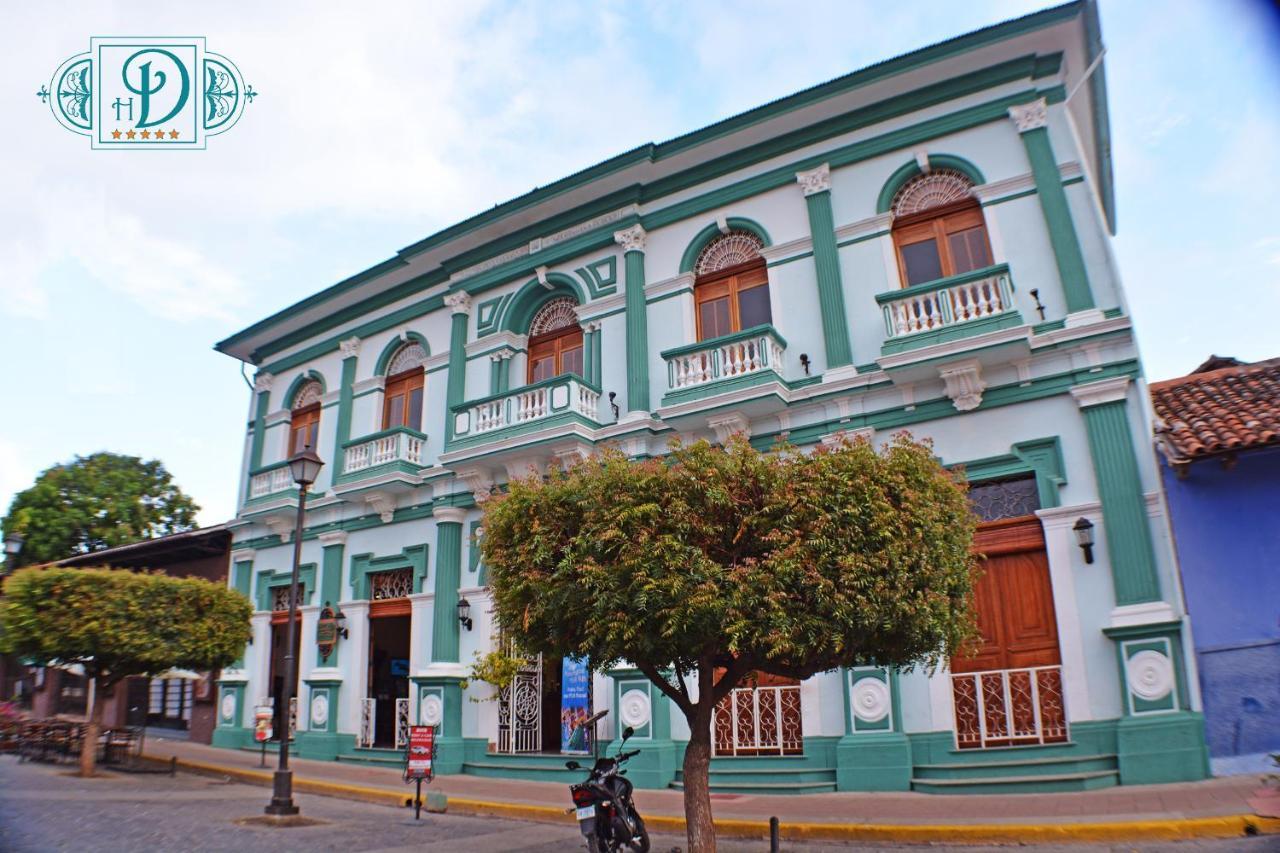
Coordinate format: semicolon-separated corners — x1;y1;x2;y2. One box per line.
1;1;1277;528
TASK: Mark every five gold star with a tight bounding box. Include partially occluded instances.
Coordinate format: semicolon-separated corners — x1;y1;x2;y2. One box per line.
168;129;179;139
111;129;122;139
140;129;151;139
125;129;136;139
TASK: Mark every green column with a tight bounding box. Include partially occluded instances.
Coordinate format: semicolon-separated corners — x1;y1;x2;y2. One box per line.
247;381;271;472
444;293;471;441
1071;379;1161;605
332;342;359;478
488;357;501;395
497;355;510;394
431;508;465;663
319;536;344;606
797;164;853;370
614;225;649;415
1010;99;1095;313
582;327;596;385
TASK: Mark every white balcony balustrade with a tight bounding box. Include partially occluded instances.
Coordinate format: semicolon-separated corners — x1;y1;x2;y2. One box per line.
343;427;427;473
248;463;293;500
879;265;1015;339
662;325;787;391
453;375;601;439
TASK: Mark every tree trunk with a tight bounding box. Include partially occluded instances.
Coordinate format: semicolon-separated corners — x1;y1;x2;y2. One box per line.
78;677;104;777
681;705;717;853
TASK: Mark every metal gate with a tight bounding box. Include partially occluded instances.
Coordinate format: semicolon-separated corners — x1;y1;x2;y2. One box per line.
712;685;803;756
497;653;542;753
358;697;375;748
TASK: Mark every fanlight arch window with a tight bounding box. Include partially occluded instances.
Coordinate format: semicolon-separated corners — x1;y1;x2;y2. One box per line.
526;297;584;383
289;379;323;455
382;342;426;431
890;169;992;287
693;230;771;342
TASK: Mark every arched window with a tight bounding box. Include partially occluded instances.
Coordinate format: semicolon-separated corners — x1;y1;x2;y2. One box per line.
693;230;770;341
890;169;992;287
526;297;583;383
289;379;323;455
382;342;426;431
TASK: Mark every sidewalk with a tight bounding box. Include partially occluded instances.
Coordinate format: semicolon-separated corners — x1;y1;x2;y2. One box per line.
141;739;1280;843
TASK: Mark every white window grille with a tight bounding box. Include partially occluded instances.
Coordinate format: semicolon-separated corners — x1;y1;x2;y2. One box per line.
891;169;975;217
387;342;427;376
694;230;764;276
291;379;323;410
370;568;413;600
529;297;579;336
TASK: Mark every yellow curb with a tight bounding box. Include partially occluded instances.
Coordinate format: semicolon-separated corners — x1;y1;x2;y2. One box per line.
145;755;1280;844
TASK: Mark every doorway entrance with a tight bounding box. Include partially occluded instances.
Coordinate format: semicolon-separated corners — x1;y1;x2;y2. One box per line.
712;672;803;756
268;618;301;741
368;611;410;748
951;514;1067;749
496;652;571;753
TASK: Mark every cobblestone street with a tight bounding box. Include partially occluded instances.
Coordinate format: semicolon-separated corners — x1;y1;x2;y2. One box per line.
0;758;1276;852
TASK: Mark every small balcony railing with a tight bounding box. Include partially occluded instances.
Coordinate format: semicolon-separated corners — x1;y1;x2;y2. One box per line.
951;664;1068;750
248;461;293;500
877;265;1015;339
661;325;787;391
342;427;427;473
453;374;600;439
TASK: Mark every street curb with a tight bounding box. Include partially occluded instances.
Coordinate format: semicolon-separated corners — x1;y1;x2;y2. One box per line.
147;755;1280;844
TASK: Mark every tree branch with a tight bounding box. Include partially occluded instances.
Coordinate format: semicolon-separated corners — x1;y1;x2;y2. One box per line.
636;661;692;716
710;655;753;706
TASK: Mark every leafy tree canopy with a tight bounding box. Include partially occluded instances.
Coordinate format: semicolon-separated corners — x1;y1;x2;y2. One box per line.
1;452;200;567
481;434;978;852
0;567;251;687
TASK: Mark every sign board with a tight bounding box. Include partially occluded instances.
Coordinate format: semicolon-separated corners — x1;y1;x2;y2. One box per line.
253;703;273;743
560;657;592;754
405;725;434;780
316;606;338;662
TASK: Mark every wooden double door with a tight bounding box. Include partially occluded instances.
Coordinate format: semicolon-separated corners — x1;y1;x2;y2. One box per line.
951;516;1068;748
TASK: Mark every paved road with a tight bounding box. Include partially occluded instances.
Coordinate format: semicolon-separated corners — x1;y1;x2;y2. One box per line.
0;758;1275;852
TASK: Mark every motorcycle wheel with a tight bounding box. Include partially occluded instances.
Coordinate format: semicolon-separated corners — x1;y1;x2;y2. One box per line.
627;815;650;853
585;835;605;853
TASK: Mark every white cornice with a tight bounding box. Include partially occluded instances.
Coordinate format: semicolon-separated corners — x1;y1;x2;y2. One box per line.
759;235;813;263
1069;376;1130;408
1030;314;1131;349
466;330;527;357
834;212;892;244
432;506;468;525
317;531;348;546
424;352;451;373
352;376;385;395
577;292;626;321
265;409;291;426
644;272;694;300
229;548;257;563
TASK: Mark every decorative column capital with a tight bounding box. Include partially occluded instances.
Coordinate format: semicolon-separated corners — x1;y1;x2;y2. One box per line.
230;548;257;563
252;372;273;392
444;291;472;316
1069;376;1130;408
1008;98;1049;133
795;162;832;197
433;506;467;526
338;336;361;358
317;531;348;547
613;224;647;253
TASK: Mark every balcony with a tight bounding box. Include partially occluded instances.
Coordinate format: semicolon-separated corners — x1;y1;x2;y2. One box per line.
659;325;787;406
449;374;603;451
248;461;293;501
333;426;429;492
876;264;1022;355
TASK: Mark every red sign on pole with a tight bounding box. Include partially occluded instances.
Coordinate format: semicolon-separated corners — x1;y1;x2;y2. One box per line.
405;725;434;781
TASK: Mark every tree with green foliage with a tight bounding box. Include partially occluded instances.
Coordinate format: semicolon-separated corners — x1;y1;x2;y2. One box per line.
1;453;200;567
480;434;978;852
0;567;252;776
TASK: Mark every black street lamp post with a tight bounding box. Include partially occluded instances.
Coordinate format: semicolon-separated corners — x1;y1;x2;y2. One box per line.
264;446;324;817
3;532;23;574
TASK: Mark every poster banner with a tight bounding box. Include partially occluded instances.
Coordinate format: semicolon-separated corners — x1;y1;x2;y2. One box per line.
406;725;434;780
560;657;591;754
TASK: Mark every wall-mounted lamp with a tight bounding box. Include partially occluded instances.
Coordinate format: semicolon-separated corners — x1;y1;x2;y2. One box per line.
607;391;620;421
334;606;349;640
799;354;811;376
1073;517;1095;564
457;597;473;631
1029;289;1046;322
3;531;23;576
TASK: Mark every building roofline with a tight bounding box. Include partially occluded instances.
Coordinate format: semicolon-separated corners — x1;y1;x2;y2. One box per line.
54;524;231;567
216;1;1099;363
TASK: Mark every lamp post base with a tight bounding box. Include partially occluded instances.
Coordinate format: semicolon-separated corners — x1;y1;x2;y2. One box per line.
264;770;299;816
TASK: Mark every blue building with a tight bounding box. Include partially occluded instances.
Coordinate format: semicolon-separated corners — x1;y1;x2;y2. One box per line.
1151;356;1280;775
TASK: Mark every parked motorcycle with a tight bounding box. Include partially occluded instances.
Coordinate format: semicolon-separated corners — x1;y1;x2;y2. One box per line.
565;711;651;853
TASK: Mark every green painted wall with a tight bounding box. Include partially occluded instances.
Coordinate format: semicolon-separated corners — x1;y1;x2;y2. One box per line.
431;520;463;663
1018;124;1095;312
623;249;650;413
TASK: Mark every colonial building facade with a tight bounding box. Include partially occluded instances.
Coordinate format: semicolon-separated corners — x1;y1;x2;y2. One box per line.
212;1;1209;793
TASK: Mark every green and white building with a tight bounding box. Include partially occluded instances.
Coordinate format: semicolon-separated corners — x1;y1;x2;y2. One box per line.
212;1;1209;794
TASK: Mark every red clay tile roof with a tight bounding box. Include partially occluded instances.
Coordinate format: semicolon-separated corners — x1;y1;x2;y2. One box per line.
1149;357;1280;463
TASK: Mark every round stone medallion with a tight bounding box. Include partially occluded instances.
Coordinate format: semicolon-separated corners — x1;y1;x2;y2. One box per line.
851;676;891;722
420;694;444;726
310;693;329;728
1126;649;1174;702
220;693;236;722
619;689;651;729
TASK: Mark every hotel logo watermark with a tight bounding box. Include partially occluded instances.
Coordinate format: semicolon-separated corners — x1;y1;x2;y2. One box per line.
38;37;256;149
